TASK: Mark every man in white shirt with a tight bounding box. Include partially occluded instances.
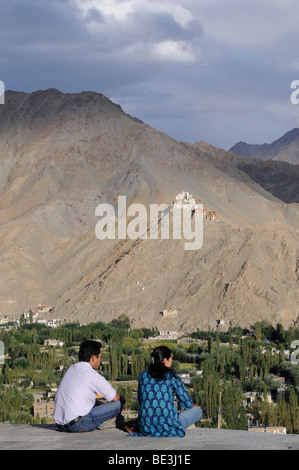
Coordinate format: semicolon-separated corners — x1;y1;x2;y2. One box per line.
53;340;125;432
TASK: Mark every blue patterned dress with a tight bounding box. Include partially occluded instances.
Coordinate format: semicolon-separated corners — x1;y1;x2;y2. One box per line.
130;369;194;437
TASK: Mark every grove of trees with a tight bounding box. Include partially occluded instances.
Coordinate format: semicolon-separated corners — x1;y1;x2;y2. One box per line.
0;317;299;432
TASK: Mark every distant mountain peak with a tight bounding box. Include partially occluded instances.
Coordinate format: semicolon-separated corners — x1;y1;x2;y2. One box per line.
230;128;299;164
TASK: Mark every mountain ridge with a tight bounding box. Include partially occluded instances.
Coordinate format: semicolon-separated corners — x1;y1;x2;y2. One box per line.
193;140;299;204
230;127;299;164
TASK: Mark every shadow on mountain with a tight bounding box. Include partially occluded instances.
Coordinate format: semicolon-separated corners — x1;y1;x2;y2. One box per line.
236;159;299;204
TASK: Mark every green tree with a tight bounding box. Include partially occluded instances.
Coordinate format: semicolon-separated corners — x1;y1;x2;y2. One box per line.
221;385;247;430
254;322;262;342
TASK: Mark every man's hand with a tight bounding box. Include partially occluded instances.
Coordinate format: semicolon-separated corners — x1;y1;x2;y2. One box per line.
112;392;126;405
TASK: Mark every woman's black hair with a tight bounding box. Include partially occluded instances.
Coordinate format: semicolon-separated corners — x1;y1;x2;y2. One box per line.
79;340;102;362
148;346;175;381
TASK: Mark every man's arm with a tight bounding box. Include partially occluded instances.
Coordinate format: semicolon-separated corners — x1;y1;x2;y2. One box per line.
111;392;126;404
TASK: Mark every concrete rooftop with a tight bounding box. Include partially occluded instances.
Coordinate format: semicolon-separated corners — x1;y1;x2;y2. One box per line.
0;423;298;451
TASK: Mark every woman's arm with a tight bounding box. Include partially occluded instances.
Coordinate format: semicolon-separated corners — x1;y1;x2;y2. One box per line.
172;373;194;410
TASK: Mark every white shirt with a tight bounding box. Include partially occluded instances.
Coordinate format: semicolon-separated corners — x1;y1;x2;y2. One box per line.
53;362;117;425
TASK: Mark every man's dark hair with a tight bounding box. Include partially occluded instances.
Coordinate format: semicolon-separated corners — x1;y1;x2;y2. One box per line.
79;340;102;362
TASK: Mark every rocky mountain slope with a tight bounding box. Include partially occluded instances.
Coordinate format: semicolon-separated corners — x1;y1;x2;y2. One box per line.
230;128;299;165
194;141;299;204
0;89;298;332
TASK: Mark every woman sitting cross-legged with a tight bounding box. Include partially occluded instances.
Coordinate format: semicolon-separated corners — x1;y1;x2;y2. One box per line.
129;346;202;437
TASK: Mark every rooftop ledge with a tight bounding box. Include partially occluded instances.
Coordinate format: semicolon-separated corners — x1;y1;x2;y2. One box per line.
0;423;298;451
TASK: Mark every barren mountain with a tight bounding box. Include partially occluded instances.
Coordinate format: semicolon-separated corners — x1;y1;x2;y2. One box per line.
230;128;299;164
0;89;298;332
194;141;299;204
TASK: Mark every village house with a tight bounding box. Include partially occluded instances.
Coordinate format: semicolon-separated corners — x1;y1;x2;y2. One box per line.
248;426;287;435
23;305;53;320
32;392;55;420
0;324;15;332
179;373;191;384
243;391;272;406
22;306;61;328
161;306;177;318
43;339;64;347
0;316;18;325
158;330;178;340
44;319;62;328
208;211;217;220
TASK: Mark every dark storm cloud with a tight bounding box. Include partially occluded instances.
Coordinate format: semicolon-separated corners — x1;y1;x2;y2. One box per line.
0;0;85;50
1;0;299;148
0;0;202;91
123;10;203;43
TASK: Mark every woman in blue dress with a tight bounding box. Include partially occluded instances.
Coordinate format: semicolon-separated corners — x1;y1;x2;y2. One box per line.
130;346;202;437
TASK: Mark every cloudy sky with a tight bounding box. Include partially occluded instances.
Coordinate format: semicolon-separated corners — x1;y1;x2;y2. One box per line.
1;0;299;149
